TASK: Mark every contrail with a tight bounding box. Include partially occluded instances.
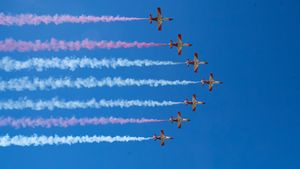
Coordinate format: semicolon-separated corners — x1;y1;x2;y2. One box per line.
0;116;166;128
0;98;182;111
0;76;199;91
0;135;152;147
0;38;166;52
0;56;182;72
0;13;148;26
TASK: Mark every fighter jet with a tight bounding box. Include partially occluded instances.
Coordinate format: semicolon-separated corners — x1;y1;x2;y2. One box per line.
201;73;223;92
149;7;173;31
184;94;205;111
170;34;192;55
170;112;190;128
186;52;208;72
153;130;173;146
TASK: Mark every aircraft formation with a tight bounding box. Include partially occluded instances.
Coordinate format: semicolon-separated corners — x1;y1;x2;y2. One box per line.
0;7;223;147
149;7;222;146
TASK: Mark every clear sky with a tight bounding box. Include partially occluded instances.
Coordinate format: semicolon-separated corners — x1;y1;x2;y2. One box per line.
0;0;299;169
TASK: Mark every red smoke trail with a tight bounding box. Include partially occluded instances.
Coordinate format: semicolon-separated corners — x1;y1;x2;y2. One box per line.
0;13;148;26
0;38;166;52
0;116;166;128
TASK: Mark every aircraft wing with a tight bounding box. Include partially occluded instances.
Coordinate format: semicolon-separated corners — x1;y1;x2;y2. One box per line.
178;112;182;118
161;140;165;146
177;122;182;128
177;34;183;55
158;21;162;31
192;95;197;111
194;63;199;72
192;94;196;102
157;8;162;16
178;34;182;42
178;46;182;55
209;73;214;81
193;53;199;72
194;53;198;61
192;103;196;111
160;130;165;137
178;34;182;45
209;84;213;92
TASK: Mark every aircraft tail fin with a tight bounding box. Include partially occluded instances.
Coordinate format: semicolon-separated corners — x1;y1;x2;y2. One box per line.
201;78;205;85
149;14;153;24
169;117;174;123
169;40;173;48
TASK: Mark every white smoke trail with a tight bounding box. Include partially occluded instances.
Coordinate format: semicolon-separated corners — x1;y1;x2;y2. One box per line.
0;116;166;128
0;98;182;111
0;135;151;147
0;76;198;91
0;13;148;26
0;38;166;52
0;56;182;72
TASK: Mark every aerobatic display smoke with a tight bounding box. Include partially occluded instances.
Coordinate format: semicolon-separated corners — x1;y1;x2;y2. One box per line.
0;98;182;110
0;116;165;128
0;76;199;91
0;13;148;26
0;38;166;52
0;135;152;147
0;56;181;72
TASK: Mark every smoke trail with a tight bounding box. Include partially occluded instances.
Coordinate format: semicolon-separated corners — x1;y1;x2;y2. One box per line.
0;56;182;72
0;13;148;26
0;116;166;128
0;76;199;91
0;98;182;111
0;135;151;147
0;38;166;52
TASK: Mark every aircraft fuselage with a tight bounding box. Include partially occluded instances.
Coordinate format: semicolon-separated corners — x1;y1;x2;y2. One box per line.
186;60;207;65
184;100;193;105
185;60;195;65
201;80;223;85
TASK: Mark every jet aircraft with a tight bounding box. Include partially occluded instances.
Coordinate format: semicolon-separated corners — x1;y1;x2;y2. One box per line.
170;34;192;55
149;7;173;31
153;130;173;146
184;94;205;111
170;112;190;128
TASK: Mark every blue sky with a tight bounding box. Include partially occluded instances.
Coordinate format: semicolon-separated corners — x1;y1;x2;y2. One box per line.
0;0;299;169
